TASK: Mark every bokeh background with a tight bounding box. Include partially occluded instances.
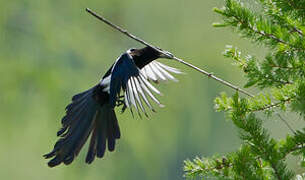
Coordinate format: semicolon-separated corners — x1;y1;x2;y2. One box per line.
1;0;303;179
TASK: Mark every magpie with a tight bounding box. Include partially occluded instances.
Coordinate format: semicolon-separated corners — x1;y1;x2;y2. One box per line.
44;46;182;167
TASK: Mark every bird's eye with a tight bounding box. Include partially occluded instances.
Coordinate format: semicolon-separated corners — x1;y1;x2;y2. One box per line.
130;48;136;52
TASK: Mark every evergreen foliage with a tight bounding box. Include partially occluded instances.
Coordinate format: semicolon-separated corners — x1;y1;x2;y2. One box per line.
184;0;305;179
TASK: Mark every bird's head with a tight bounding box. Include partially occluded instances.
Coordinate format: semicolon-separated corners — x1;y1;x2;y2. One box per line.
127;48;140;56
127;47;173;60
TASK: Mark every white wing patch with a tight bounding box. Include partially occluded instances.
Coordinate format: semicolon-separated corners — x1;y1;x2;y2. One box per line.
123;61;182;116
141;61;182;83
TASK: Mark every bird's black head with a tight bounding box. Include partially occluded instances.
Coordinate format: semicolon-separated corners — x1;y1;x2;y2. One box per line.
128;47;164;69
127;47;160;58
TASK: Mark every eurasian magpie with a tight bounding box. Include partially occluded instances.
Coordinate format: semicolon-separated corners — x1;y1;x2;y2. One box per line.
44;46;182;167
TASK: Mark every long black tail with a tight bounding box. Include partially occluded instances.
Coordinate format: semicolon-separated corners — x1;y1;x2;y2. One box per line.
44;85;121;167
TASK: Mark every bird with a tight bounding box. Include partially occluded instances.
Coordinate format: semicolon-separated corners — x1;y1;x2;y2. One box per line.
44;46;182;167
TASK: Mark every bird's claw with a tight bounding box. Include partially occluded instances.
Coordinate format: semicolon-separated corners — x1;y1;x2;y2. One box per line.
116;99;124;106
116;98;127;113
120;104;127;113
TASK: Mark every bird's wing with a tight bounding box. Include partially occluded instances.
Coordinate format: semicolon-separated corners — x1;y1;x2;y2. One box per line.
110;53;181;116
140;61;182;83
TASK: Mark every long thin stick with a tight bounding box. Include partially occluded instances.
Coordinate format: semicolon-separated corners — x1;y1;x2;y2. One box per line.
275;113;296;134
85;8;297;133
85;8;254;98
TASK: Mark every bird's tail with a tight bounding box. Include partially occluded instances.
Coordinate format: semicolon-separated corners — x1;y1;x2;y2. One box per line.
44;85;121;167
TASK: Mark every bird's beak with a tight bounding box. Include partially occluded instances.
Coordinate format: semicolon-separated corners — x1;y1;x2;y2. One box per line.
159;50;174;59
154;46;174;59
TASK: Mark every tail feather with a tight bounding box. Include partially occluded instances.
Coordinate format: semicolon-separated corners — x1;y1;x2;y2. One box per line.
71;88;93;101
96;126;107;158
44;85;121;167
85;126;97;164
107;109;120;151
61;95;89;128
58;101;89;137
44;88;98;167
85;104;120;163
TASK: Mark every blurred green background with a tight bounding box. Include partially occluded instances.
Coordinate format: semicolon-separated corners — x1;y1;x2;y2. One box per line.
1;0;303;179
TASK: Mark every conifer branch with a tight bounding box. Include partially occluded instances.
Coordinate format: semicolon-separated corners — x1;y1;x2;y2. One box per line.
186;0;305;178
251;100;290;112
229;14;303;52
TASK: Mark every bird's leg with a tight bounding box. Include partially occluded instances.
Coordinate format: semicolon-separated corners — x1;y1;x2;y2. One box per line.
116;96;125;106
116;95;127;113
116;100;124;106
120;104;127;113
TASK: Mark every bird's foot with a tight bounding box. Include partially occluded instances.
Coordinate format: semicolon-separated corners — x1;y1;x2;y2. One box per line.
120;104;127;113
116;99;127;113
